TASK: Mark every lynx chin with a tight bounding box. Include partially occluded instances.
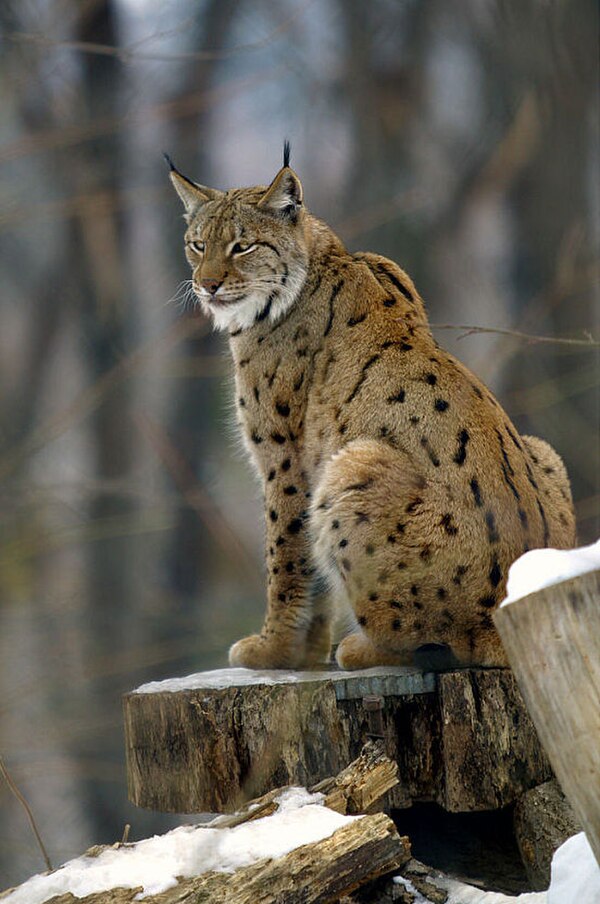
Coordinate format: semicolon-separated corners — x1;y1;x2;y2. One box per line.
168;144;575;671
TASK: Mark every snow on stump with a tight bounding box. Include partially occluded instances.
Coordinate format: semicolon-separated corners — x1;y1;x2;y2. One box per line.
495;567;600;867
123;665;551;815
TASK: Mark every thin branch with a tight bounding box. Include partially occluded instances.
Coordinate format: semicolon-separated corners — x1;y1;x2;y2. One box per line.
425;323;600;348
6;1;317;64
0;755;53;871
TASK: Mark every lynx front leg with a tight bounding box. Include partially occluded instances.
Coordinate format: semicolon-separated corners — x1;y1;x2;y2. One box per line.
229;476;323;669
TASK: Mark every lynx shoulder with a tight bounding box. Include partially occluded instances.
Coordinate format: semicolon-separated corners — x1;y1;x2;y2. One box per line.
168;147;576;671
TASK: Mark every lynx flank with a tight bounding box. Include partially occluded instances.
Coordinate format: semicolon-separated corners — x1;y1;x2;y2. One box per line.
168;145;575;671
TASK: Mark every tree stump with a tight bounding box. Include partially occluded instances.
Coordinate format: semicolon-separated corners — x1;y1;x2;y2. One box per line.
494;569;600;866
123;665;551;814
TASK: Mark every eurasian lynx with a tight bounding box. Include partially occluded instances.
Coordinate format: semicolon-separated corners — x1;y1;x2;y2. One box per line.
168;144;575;671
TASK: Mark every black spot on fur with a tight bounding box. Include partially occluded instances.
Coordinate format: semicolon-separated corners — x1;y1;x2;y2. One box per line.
293;372;305;391
437;587;447;599
409;415;420;425
347;313;367;326
255;295;273;323
271;432;286;445
453;429;470;465
267;469;276;481
392;618;401;630
251;430;263;444
396;522;405;533
485;510;499;544
285;561;295;573
239;358;250;368
479;595;497;609
275;535;285;546
434;399;449;412
387;534;396;544
339;538;348;548
276;401;290;417
383;297;396;307
355;511;370;524
377;263;414;302
331;520;339;530
369;592;379;602
489;559;502;588
390;599;401;609
425;373;437;385
284;485;298;495
324;280;344;336
397;562;407;570
253;386;260;402
410;584;419;596
358;615;367;626
387;389;406;404
281;458;291;471
440;513;458;535
287;518;303;534
346;355;381;404
269;510;278;522
470;478;483;507
365;544;375;556
518;508;529;528
342;558;352;572
537;497;550;546
421;436;440;467
406;497;422;513
239;397;246;408
419;546;431;560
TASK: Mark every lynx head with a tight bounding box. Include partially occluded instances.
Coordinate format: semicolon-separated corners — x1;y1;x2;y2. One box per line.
167;143;309;331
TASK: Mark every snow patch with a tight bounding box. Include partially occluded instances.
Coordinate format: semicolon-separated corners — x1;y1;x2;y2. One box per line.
1;788;357;904
547;832;600;904
501;538;600;606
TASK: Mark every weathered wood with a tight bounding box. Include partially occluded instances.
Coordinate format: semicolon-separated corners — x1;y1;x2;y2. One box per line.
4;815;410;904
494;569;600;864
513;779;581;890
212;739;398;827
438;669;552;811
124;665;551;814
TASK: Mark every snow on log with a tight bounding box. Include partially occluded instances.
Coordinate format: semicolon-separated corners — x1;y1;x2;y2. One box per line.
495;567;600;866
123;665;551;814
0;743;410;904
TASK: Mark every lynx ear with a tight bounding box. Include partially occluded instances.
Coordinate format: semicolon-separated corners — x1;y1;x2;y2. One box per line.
258;165;303;221
164;154;220;215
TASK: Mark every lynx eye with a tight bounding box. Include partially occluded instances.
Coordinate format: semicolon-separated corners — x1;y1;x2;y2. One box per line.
189;240;205;254
230;242;256;256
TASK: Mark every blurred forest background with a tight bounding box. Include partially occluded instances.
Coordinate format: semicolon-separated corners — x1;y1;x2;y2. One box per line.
0;0;598;889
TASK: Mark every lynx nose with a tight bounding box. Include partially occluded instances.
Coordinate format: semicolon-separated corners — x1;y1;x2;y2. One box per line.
200;277;222;295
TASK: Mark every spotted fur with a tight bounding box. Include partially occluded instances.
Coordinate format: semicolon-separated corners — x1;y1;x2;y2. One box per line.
169;152;576;670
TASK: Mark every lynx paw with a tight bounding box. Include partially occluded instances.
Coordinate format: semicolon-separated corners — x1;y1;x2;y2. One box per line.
228;633;306;670
336;631;412;670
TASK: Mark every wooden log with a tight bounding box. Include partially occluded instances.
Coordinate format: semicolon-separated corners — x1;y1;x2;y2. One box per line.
124;665;551;814
513;779;581;890
494;569;600;865
23;814;409;904
2;746;409;904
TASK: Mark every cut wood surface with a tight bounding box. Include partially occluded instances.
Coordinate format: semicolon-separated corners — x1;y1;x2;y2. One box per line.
495;568;600;865
124;665;551;814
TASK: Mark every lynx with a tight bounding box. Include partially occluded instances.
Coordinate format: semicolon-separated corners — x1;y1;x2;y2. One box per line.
168;144;576;671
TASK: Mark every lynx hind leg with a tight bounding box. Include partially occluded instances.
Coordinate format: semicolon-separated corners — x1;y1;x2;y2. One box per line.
522;435;577;547
310;439;432;670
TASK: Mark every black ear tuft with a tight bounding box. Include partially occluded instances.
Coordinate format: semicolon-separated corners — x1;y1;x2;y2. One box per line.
163;153;177;172
283;139;291;168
